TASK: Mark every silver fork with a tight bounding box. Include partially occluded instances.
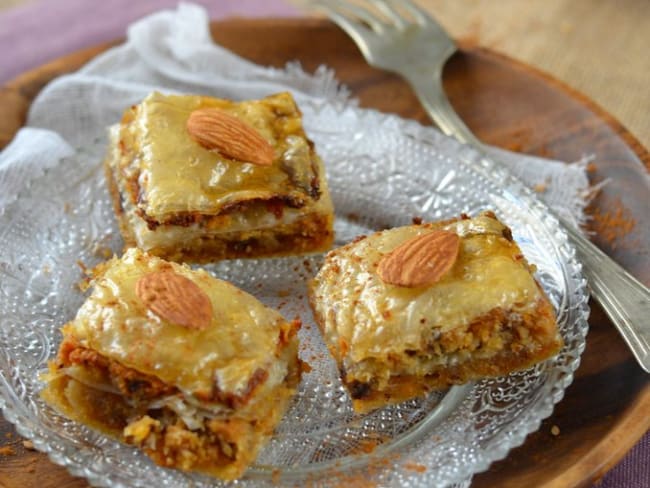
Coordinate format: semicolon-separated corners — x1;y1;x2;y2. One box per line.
298;0;650;372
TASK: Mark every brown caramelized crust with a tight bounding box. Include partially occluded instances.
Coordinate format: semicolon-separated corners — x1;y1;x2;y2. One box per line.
56;329;303;410
137;195;310;230
105;155;334;263
58;337;176;402
311;294;561;413
42;374;291;479
44;333;302;480
140;212;333;263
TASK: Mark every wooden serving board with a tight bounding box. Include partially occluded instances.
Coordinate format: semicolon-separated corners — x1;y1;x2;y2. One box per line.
0;18;648;488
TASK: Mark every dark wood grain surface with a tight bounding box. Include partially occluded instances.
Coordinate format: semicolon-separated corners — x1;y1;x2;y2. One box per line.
0;18;648;488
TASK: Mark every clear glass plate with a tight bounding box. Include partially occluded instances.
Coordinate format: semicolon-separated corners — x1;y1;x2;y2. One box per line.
0;101;589;487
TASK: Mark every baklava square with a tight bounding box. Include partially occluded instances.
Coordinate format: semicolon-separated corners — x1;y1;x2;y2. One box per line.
104;91;334;262
309;212;563;413
42;248;302;480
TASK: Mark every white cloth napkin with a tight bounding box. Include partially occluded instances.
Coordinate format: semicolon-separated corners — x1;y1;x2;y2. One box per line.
0;2;590;227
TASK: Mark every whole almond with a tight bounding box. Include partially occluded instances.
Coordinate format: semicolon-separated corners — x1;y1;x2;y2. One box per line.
377;230;460;287
136;271;213;330
186;108;274;166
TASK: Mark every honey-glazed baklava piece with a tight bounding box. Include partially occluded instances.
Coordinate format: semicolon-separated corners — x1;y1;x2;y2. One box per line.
104;91;334;262
42;248;302;480
309;212;563;413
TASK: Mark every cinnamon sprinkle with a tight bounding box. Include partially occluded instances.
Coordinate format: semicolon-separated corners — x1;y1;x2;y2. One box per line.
533;183;547;193
0;445;15;456
403;462;427;473
587;197;637;250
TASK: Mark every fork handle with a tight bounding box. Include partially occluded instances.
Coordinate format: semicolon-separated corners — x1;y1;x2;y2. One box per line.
407;72;650;373
408;74;485;148
564;223;650;372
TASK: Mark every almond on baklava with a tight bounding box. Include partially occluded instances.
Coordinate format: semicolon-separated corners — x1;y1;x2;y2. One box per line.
42;248;302;480
104;91;334;262
309;212;563;413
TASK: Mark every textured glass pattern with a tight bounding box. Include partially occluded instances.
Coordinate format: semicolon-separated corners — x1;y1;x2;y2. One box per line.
0;102;589;487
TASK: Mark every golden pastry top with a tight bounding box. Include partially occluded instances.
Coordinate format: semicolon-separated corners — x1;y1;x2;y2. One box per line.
64;248;289;398
310;213;547;363
118;91;320;220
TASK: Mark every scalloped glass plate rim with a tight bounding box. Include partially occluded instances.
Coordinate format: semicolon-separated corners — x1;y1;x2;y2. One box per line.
0;103;590;488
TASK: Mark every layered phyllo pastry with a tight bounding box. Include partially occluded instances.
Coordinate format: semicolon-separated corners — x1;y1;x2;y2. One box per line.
104;91;334;262
309;212;563;413
42;248;302;480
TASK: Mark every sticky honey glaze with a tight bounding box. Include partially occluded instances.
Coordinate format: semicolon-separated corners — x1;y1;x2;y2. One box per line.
66;248;287;397
119;91;317;219
311;214;544;363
